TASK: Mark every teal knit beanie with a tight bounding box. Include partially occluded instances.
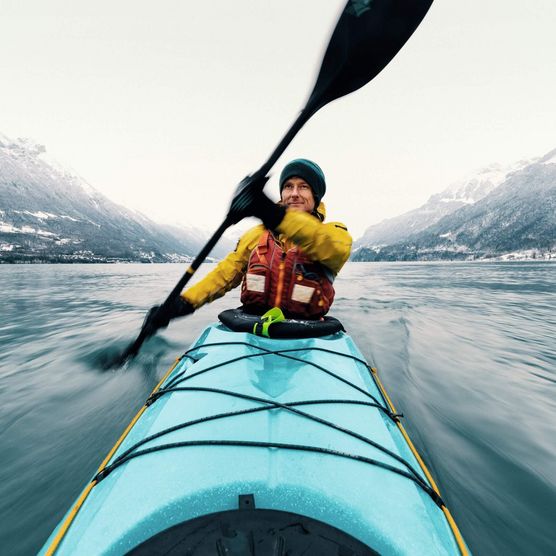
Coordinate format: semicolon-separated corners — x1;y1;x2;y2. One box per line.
279;159;326;205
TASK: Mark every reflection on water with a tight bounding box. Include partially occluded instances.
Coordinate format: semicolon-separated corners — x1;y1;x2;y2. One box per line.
0;262;554;555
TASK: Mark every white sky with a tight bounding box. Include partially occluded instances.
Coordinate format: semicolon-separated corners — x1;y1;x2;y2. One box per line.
1;0;555;238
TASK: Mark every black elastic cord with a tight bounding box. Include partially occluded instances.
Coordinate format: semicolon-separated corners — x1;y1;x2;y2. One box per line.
95;439;443;507
164;342;371;389
96;339;442;507
116;388;416;484
160;342;388;413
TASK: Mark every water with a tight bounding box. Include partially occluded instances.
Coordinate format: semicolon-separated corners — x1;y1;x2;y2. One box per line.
0;262;554;555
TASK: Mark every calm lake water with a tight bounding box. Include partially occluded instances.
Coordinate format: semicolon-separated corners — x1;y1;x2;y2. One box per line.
0;262;555;555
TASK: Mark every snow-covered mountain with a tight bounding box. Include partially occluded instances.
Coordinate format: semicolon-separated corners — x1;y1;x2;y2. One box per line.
353;149;556;261
355;161;530;249
0;134;231;263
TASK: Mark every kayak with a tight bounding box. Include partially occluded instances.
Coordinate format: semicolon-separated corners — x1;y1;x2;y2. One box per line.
40;309;470;555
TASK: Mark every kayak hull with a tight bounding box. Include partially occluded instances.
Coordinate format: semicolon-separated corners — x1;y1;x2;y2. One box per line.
41;322;467;555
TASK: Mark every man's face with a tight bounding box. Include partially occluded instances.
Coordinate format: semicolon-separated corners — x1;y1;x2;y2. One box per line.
280;176;316;213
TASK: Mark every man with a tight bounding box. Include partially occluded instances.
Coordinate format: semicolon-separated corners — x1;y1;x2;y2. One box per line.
147;159;352;330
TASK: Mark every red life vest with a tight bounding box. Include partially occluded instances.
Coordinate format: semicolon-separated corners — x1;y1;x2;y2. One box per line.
240;230;335;319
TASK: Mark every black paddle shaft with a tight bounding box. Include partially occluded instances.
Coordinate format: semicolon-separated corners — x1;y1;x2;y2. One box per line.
119;0;433;363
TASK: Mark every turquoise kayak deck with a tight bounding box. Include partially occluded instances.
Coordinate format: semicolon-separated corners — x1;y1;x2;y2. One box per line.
41;323;468;555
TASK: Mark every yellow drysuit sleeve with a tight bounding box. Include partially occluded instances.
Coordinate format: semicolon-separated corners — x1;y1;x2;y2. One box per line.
276;210;352;276
182;224;265;309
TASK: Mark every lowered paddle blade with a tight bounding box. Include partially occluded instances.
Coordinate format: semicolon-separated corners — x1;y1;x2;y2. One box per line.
306;0;433;116
112;219;232;367
99;320;155;369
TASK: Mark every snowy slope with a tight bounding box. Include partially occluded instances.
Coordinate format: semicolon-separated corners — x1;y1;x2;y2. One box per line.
355;161;530;248
0;133;229;262
353;149;556;261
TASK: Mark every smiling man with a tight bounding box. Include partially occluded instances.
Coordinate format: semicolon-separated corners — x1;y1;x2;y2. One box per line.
148;159;352;328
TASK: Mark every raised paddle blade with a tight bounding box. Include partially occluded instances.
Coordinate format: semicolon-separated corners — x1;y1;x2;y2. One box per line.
305;0;434;116
257;0;434;176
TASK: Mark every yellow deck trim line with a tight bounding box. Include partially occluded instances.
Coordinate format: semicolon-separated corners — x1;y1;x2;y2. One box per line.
396;424;442;494
44;481;96;556
97;358;180;472
44;356;181;555
442;507;469;556
96;407;147;472
370;368;441;492
370;367;468;556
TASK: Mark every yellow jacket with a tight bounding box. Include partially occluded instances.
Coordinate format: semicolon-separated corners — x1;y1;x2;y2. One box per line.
182;203;352;309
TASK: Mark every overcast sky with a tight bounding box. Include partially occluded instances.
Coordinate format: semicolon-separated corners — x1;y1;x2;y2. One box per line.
1;0;555;238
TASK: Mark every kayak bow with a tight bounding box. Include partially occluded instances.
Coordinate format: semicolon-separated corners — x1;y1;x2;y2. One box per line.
41;313;470;555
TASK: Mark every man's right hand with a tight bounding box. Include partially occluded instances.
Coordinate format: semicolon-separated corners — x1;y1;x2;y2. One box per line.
143;296;195;335
228;173;285;229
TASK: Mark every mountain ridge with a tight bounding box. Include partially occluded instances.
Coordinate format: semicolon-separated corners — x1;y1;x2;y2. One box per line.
0;133;233;263
355;160;531;249
353;150;556;261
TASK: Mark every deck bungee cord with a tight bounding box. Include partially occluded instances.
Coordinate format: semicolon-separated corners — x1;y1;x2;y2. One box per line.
95;376;435;500
160;341;392;411
44;331;469;556
101;395;403;473
97;440;443;504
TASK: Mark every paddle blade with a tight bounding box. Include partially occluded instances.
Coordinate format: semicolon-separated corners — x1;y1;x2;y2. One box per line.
306;0;433;115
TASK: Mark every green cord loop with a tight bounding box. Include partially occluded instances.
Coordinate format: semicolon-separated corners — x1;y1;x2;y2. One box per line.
252;307;286;337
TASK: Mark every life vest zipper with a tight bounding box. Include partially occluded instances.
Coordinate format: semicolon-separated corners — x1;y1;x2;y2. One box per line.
273;251;286;308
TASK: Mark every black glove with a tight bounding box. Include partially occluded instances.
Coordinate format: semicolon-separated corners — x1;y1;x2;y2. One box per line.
228;173;286;229
143;296;195;335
